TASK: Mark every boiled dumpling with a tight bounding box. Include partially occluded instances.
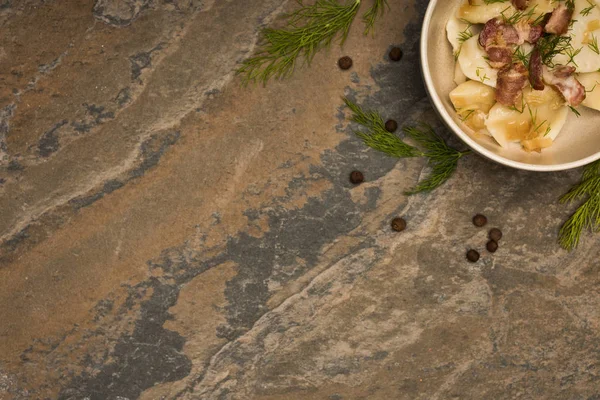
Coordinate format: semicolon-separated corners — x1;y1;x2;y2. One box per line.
450;80;496;112
485;86;569;149
457;0;516;24
454;62;467;85
458;35;498;87
450;80;496;132
526;0;556;16
552;0;600;73
447;16;470;54
446;15;480;58
577;71;600;110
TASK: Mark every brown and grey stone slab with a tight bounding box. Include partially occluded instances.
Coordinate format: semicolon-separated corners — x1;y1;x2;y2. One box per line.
1;1;599;399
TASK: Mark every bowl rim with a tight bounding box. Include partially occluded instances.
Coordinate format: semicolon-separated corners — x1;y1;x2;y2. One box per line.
420;0;600;172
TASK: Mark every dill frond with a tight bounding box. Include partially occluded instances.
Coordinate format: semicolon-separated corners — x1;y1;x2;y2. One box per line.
363;0;389;35
343;99;470;194
238;0;361;85
502;5;539;25
565;46;582;66
343;98;421;158
588;34;600;54
513;46;531;67
581;0;596;16
568;105;581;117
457;23;474;44
403;124;471;194
559;160;600;250
536;34;573;68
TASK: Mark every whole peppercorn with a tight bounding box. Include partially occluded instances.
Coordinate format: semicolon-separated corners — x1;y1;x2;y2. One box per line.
466;249;480;263
349;170;364;184
389;47;403;62
391;217;407;232
486;240;498;253
385;119;398;132
489;228;503;242
472;214;488;227
338;56;353;70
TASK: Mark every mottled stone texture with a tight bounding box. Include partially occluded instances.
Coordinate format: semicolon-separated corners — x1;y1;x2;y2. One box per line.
0;1;599;399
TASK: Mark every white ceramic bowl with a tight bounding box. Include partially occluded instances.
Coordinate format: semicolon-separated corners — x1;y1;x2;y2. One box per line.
421;0;600;171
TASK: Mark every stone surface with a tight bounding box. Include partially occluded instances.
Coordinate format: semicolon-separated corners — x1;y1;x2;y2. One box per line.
1;1;599;399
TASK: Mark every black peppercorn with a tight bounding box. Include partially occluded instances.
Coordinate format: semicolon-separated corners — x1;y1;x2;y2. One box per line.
389;47;403;62
349;170;364;184
486;240;498;253
391;217;406;232
385;119;398;132
466;249;480;263
472;214;488;227
338;56;353;70
489;228;503;242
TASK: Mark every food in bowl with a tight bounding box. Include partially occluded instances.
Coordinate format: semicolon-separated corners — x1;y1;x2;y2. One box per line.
446;0;600;153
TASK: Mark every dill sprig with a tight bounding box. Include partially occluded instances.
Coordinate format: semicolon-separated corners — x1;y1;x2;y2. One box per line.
454;23;474;60
363;0;389;35
343;98;470;194
536;34;573;68
581;0;597;16
403;125;471;195
559;160;600;250
343;97;420;158
501;5;542;25
588;34;600;54
238;0;361;85
568;105;581;116
513;46;531;67
565;46;582;66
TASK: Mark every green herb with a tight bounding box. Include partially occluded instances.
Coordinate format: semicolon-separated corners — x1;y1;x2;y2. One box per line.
455;23;474;60
343;97;420;158
513;46;531;67
536;34;573;68
585;82;598;93
501;5;540;25
569;18;578;28
476;67;490;83
458;108;476;122
581;0;596;16
588;34;600;54
565;0;576;10
403;125;471;195
363;0;389;35
509;94;526;113
483;0;509;3
565;46;583;66
559;160;600;250
527;104;550;135
569;105;581;116
343;98;470;194
238;0;361;85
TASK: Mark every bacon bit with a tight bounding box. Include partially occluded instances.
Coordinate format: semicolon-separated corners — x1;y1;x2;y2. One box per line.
487;46;514;68
543;65;586;106
511;0;529;11
479;18;542;70
496;63;529;106
515;20;543;44
529;48;544;90
544;4;573;35
479;18;520;48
